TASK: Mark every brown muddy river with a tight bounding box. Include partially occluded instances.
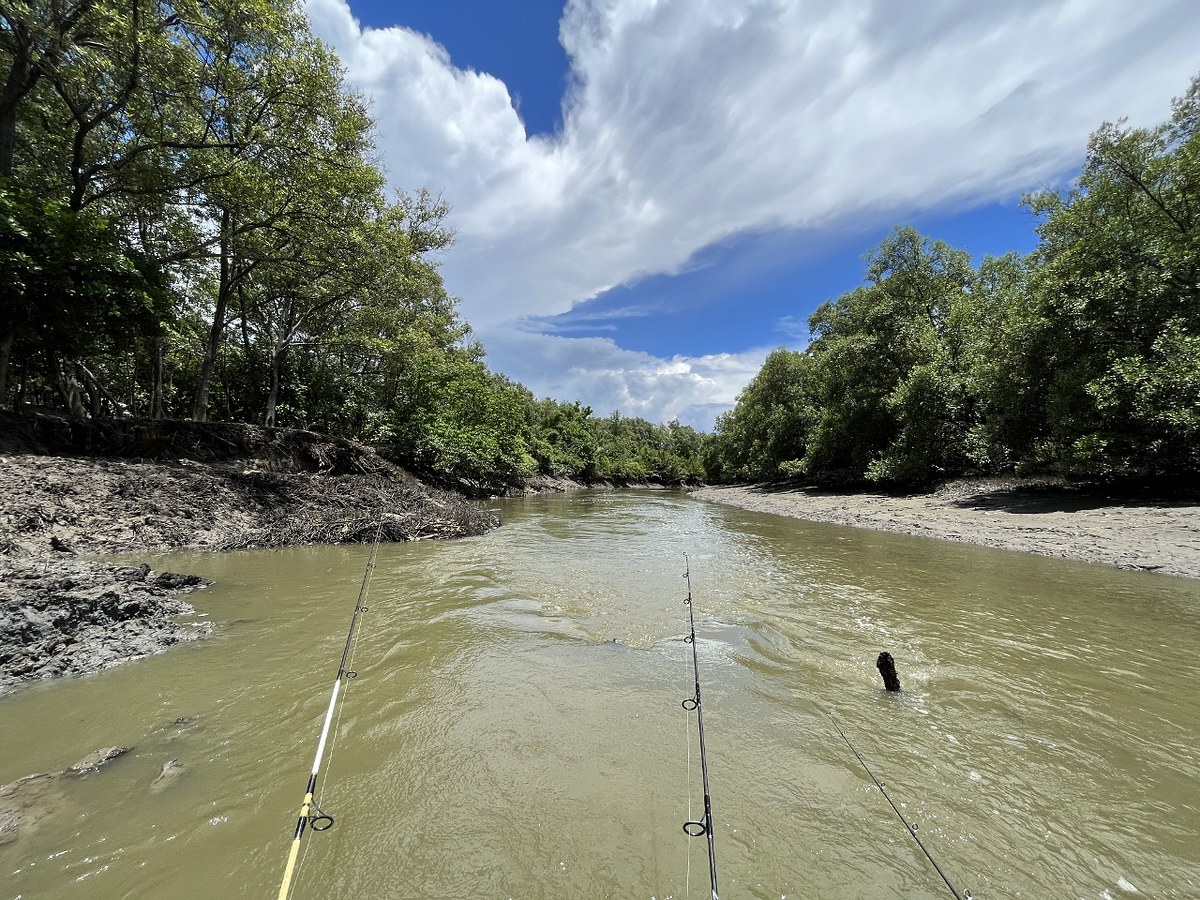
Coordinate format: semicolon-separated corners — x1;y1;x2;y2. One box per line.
2;491;1199;899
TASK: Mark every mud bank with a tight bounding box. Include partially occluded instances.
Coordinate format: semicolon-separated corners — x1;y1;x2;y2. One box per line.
693;479;1200;579
1;415;499;691
0;560;210;690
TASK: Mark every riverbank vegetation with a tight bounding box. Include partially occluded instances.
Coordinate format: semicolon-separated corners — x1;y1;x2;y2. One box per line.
2;3;1195;493
707;74;1200;486
0;0;703;492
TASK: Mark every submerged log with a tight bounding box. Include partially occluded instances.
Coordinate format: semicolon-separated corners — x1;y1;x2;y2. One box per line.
876;651;901;692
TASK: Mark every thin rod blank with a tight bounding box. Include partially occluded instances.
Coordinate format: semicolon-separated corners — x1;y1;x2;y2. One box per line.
277;518;384;900
830;714;969;900
681;556;719;900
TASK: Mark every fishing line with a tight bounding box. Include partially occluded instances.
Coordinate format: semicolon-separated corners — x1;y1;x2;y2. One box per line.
829;714;971;900
317;587;369;799
277;516;386;900
680;555;720;900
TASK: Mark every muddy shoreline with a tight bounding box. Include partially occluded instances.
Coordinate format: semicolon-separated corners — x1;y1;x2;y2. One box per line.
1;558;212;688
1;417;499;693
692;479;1200;579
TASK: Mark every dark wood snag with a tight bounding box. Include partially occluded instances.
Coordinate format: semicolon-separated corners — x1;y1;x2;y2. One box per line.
876;651;901;692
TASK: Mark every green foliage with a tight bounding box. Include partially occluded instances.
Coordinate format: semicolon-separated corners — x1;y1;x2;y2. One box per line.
525;398;597;477
1079;319;1200;474
1;178;172;409
709;74;1200;485
806;227;974;482
710;227;980;485
11;2;1195;493
706;348;813;481
514;400;702;486
1016;74;1200;478
384;353;537;490
0;0;724;490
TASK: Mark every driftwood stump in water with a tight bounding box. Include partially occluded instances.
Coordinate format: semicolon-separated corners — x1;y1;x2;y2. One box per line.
876;652;901;692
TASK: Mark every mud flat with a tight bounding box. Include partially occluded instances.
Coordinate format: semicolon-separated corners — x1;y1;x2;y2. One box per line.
693;479;1200;579
0;559;211;689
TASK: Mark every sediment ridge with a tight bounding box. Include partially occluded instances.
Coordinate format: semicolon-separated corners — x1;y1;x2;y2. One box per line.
692;479;1200;579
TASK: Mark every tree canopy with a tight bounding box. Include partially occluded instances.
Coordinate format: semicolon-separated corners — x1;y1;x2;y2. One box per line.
0;0;705;490
707;73;1200;486
6;6;1195;492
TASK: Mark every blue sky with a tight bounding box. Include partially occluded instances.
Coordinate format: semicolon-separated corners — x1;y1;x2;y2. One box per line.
350;0;570;137
305;0;1200;429
533;201;1042;359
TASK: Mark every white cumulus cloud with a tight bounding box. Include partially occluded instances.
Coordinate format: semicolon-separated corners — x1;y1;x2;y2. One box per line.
485;329;771;430
304;0;1200;427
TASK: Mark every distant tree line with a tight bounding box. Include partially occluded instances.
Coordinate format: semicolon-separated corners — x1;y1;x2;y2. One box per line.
705;74;1200;486
0;0;704;491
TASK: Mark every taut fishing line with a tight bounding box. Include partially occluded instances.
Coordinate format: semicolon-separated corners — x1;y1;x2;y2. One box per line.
295;567;371;882
276;516;385;900
829;713;972;900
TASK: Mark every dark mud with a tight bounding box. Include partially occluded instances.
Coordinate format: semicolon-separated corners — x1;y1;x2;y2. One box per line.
1;413;499;692
0;559;211;690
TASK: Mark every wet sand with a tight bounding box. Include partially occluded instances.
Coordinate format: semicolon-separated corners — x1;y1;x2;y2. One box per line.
693;479;1200;579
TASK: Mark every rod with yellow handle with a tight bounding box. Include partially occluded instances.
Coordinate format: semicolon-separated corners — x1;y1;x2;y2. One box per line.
277;518;383;899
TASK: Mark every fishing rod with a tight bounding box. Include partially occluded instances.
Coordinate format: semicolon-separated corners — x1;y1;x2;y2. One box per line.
829;714;972;900
277;517;385;900
680;555;720;900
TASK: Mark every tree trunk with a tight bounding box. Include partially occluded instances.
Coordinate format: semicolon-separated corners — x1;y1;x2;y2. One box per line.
0;107;17;179
80;363;102;416
264;344;284;427
0;56;32;178
192;208;233;421
151;335;164;419
0;330;13;407
0;0;97;177
77;361;121;417
192;308;224;422
51;355;86;419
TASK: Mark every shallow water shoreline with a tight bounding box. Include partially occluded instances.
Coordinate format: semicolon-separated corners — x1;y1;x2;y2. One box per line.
0;442;496;692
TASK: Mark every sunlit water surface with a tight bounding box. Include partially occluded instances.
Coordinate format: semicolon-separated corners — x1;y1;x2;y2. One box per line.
2;491;1198;899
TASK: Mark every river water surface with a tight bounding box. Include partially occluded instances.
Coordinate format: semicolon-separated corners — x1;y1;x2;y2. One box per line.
2;491;1199;899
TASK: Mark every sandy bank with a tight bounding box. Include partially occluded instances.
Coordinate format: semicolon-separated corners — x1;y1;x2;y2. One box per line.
692;479;1200;579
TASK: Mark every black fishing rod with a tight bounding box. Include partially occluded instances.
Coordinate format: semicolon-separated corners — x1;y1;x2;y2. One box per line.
829;714;971;900
680;555;720;900
277;517;385;900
